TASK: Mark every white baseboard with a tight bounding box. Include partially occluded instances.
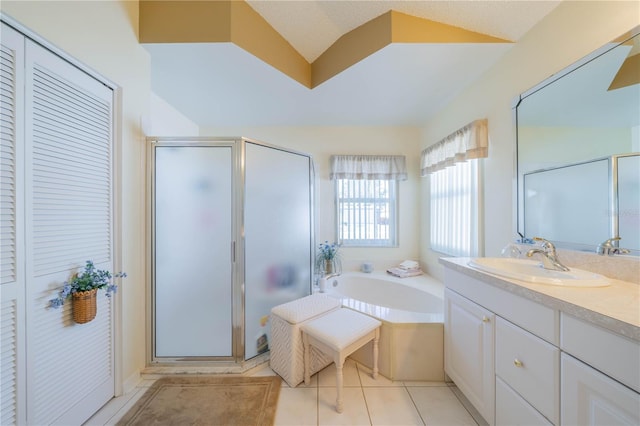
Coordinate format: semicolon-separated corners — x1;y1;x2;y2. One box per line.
122;370;142;395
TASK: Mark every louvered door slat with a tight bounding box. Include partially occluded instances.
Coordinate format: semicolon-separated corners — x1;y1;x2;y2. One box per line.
0;41;17;286
32;151;110;179
1;299;17;426
32;67;110;115
32;69;110;118
26;38;114;425
32;92;110;137
33;122;109;155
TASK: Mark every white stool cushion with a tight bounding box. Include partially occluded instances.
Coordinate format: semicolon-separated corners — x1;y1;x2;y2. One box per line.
271;294;342;324
301;308;381;351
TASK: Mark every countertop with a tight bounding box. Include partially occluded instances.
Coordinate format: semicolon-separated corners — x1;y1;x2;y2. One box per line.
440;257;640;342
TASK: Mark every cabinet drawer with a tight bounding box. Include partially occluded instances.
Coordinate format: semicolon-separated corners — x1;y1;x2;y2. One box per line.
496;317;559;424
496;377;552;426
561;313;640;393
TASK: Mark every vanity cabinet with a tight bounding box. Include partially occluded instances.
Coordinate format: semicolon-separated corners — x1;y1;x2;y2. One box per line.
443;263;640;426
445;289;495;425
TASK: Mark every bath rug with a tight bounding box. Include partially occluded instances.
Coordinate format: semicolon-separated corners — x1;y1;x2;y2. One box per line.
116;375;281;426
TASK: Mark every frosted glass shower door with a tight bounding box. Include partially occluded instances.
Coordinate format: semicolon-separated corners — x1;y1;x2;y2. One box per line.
154;145;233;357
244;142;312;360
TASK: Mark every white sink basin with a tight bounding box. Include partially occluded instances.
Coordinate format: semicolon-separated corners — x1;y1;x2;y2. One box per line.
468;258;611;287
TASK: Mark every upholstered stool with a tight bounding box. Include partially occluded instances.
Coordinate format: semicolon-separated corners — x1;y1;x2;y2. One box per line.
270;294;342;387
301;308;382;413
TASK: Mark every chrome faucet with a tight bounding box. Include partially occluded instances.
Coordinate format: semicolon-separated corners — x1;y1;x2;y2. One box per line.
526;237;570;272
596;237;630;256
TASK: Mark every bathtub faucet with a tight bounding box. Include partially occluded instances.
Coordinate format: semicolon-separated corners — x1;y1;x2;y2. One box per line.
324;272;341;280
526;237;570;272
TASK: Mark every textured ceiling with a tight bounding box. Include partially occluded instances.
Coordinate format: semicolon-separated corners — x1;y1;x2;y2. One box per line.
246;0;561;61
145;1;562;128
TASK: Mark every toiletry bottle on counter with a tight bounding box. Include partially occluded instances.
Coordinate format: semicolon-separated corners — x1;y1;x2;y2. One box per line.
256;315;269;354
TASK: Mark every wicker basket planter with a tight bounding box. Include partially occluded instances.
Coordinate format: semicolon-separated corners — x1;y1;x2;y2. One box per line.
72;288;98;324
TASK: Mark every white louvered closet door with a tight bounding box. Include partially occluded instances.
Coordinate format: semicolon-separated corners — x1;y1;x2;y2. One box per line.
24;40;114;425
1;23;26;426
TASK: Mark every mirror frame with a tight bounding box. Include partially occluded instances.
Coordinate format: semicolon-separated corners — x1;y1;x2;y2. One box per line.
513;25;640;255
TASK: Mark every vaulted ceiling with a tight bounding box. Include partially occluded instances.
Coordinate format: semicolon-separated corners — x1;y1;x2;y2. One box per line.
140;0;561;127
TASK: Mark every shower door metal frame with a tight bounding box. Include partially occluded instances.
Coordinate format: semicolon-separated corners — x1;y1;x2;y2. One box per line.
146;136;315;366
148;137;241;365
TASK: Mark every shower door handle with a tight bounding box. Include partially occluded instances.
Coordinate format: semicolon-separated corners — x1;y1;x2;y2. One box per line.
231;241;236;263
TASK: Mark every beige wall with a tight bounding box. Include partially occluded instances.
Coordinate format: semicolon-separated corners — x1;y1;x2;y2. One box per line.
1;0;150;391
419;0;640;281
144;92;200;137
200;126;422;271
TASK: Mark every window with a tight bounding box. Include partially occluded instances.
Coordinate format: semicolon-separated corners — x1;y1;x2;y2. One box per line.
421;119;488;257
330;155;407;247
336;178;398;246
430;159;480;256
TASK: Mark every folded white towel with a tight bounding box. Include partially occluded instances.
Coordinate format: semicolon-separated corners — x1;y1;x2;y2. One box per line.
398;260;419;270
386;267;424;278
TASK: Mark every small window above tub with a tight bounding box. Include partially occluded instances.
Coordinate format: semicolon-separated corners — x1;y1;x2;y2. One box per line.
330;155;407;247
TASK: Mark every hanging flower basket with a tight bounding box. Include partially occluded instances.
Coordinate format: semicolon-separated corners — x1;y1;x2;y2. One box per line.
72;288;98;324
49;260;126;324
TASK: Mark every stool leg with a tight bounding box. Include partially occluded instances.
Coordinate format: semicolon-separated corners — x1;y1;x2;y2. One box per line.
372;328;380;379
335;357;345;413
303;333;311;386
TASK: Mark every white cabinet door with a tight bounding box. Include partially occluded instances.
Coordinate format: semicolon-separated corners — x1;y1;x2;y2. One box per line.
445;288;495;425
561;353;640;425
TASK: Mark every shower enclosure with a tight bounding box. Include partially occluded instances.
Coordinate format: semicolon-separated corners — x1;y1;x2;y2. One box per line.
149;137;313;364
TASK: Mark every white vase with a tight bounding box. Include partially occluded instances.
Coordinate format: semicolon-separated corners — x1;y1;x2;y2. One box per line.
318;277;327;293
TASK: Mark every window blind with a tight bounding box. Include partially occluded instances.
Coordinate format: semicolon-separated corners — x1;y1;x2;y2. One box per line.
430;159;480;257
336;178;397;246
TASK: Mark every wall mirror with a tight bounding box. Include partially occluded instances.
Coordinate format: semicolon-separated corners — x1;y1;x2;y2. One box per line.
516;26;639;255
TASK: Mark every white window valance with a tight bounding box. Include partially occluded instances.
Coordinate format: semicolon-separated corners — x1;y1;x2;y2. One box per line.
330;155;408;181
420;119;488;176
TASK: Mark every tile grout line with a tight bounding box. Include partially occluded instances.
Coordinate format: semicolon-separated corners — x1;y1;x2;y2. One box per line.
356;361;374;425
404;384;427;426
316;368;320;426
447;384;481;426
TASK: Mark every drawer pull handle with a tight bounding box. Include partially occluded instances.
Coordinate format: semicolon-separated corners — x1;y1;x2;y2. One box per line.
482;316;490;323
514;359;523;368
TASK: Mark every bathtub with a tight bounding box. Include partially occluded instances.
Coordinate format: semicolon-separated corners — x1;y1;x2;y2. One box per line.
324;271;445;381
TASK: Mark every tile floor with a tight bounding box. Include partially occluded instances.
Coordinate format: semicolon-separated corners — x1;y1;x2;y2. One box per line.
86;359;479;425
